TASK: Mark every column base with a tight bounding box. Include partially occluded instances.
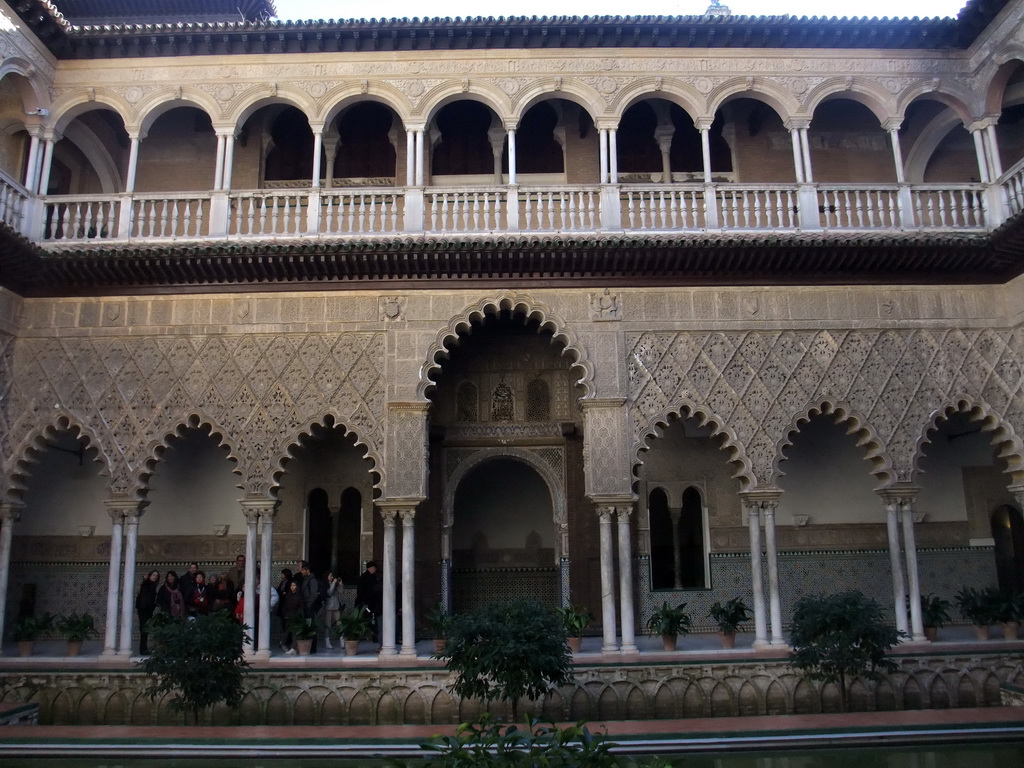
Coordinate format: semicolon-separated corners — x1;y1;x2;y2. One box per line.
115;649;132;657
751;639;773;650
769;639;790;650
252;649;272;660
399;647;417;658
100;648;119;657
619;642;639;655
601;643;620;654
379;645;398;656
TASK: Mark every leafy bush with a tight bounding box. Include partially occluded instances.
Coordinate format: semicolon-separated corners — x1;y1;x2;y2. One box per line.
437;599;573;720
10;613;54;642
141;612;250;724
789;591;903;712
644;603;691;637
708;597;751;634
560;604;592;638
387;715;676;767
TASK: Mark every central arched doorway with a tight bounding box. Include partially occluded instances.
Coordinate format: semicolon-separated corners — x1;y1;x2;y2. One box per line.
449;455;559;612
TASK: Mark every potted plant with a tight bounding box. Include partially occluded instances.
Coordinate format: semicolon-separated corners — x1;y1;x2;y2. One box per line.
991;590;1023;640
336;605;373;656
559;604;592;654
955;586;997;640
425;602;453;653
918;594;952;642
57;612;97;656
708;597;751;649
285;615;317;655
645;602;691;651
10;613;55;657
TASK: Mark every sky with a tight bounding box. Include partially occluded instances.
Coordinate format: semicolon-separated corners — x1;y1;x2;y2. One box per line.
270;0;969;22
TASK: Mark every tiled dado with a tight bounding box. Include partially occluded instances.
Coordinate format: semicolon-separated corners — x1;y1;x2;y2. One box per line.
638;547;996;632
10;534;303;563
710;522;970;554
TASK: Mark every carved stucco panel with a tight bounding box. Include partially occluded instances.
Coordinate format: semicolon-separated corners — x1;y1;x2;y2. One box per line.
383;405;428;499
583;402;631;497
1;333;386;500
629;327;1024;489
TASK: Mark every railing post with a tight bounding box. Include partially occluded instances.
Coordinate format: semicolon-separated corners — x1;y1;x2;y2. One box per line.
703;183;720;229
797;183;821;230
209;191;229;237
896;183;916;229
403;187;424;232
22;196;45;241
117;194;134;239
305;189;321;235
600;183;621;230
505;184;519;231
984;183;1009;229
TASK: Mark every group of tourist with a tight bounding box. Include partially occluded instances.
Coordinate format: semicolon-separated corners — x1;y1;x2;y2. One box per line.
135;555;383;657
134;554;248;655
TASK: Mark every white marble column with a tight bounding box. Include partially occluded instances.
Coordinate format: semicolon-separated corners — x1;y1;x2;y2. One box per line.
102;505;126;656
257;505;275;657
23;130;41;191
887;126;906;184
616;506;637;654
0;504;21;654
883;496;909;637
380;509;398;656
36;136;56;195
597;506;618;653
985;123;1003;180
799;127;813;183
240;503;261;655
125;134;142;194
507;128;517;185
222;131;236;191
746;500;769;648
970;128;991;183
414;129;425;187
699;125;713;184
311;129;323;188
609;128;619;184
118;508;144;656
763;500;784;647
213;133;226;191
400;509;417;657
599;129;609;184
789;127;805;183
900;498;926;641
668;507;683;589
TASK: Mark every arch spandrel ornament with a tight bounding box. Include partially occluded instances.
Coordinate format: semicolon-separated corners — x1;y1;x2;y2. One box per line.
628;326;1024;491
1;331;387;502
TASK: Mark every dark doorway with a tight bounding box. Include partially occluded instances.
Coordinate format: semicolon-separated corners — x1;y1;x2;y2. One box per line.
337;487;362;584
307;487;332;576
992;504;1024;594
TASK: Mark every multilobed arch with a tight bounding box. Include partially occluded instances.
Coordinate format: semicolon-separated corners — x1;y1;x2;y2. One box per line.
633;401;754;492
5;415;112;503
418;293;595;401
774;400;893;490
911;398;1024;488
137;412;244;500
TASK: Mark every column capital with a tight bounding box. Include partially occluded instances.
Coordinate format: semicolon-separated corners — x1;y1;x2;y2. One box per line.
693;116;715;131
739;488;783;507
41;129;64;143
1008;485;1024;510
783;118;811;131
615;505;634;521
380;508;399;525
596;505;617;522
399;509;416;525
240;498;276;523
0;502;23;524
594;118;619;131
881;118;903;132
104;498;143;521
124;126;148;142
877;484;921;504
966;115;1000;132
405;122;427;133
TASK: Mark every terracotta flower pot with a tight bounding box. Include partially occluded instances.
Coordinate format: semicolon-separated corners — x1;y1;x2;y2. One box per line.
661;633;677;651
720;631;736;649
567;636;582;653
974;624;990;641
344;639;360;656
1003;622;1019;640
17;641;33;657
433;638;446;653
295;638;313;656
66;640;82;657
924;626;938;642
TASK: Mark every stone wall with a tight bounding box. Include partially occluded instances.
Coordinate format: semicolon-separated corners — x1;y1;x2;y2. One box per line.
1;649;1019;725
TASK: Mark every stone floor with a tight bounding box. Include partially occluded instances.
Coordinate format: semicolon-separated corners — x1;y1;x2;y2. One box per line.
0;624;1013;666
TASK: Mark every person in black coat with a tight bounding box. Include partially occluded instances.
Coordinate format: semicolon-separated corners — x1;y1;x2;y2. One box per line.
135;569;160;655
355;561;383;643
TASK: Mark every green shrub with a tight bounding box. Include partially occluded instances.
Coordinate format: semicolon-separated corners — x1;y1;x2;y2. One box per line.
437;599;573;720
789;590;902;712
